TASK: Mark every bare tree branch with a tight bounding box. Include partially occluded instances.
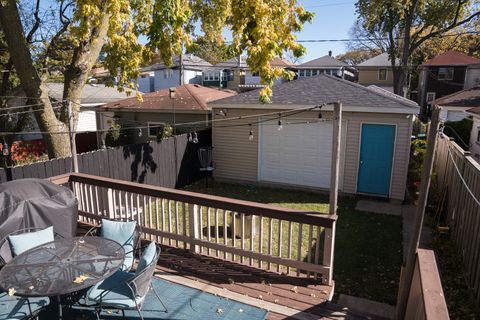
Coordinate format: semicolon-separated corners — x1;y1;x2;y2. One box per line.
25;0;41;44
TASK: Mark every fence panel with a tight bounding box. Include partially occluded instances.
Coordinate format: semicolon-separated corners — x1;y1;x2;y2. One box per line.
0;130;210;189
434;133;480;308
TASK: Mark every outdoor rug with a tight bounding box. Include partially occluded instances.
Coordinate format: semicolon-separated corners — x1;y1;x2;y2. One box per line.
38;277;268;320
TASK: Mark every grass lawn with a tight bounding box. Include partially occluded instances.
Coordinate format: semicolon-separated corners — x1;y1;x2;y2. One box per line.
184;180;403;305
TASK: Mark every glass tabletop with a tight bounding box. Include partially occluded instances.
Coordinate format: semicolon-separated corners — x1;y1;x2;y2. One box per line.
0;236;125;297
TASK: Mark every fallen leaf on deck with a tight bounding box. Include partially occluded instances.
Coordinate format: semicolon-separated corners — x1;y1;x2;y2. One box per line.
228;278;235;284
321;290;328;295
310;293;317;298
8;288;15;296
216;308;223;314
73;275;89;284
258;294;263;299
238;309;244;313
274;299;279;303
290;286;298;293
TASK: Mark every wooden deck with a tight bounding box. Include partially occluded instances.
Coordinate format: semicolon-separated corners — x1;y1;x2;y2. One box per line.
153;245;366;320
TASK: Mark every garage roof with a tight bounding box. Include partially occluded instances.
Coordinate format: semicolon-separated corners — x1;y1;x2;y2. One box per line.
211;73;418;113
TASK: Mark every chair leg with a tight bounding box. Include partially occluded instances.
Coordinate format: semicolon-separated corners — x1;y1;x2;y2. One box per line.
151;284;168;313
95;308;101;320
134;300;144;320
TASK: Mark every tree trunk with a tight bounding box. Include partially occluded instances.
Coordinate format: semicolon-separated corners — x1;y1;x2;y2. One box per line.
62;10;111;127
0;0;70;158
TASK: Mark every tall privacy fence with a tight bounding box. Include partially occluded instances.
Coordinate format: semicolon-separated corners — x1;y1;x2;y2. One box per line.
434;133;480;308
0;129;211;189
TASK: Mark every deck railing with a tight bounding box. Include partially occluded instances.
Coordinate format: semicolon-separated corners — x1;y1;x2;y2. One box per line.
50;173;337;285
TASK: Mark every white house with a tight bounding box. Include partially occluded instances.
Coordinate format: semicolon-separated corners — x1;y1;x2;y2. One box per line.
434;86;480;122
138;54;212;93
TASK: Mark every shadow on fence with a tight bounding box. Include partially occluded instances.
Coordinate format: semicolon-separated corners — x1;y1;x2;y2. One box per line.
0;129;212;189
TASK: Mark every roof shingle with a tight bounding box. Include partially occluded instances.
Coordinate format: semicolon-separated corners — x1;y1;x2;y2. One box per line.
210;74;418;111
101;84;236;111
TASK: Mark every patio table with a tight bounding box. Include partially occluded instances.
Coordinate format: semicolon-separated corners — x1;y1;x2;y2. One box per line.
0;236;125;319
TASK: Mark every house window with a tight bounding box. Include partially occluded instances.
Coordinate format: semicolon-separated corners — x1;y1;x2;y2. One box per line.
426;92;436;104
221;71;227;81
378;69;387;81
438;67;454;80
164;69;173;79
148;122;164;137
299;70;304;77
213;72;219;81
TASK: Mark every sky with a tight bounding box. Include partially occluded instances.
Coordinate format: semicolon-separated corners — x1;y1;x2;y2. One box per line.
298;0;358;62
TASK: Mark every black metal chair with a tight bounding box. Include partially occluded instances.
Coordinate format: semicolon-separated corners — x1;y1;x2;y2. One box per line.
0;227;63;268
83;218;142;272
81;243;166;320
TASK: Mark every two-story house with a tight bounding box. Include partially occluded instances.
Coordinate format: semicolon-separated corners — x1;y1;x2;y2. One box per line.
295;51;356;81
202;56;294;91
138;54;212;93
356;52;400;93
417;51;480;117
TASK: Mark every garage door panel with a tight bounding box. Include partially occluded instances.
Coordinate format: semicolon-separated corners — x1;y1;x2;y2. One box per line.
259;120;334;188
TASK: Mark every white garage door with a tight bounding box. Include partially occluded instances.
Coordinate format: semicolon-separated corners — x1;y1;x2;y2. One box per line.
259;120;339;189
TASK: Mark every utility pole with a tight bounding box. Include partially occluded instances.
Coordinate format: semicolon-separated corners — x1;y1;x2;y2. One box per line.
396;106;441;319
67;101;79;173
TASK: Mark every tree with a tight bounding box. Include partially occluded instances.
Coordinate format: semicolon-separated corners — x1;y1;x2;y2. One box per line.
0;0;313;158
336;49;381;65
186;36;236;65
356;0;480;96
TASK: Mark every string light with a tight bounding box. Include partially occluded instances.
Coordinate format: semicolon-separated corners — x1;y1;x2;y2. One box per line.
277;113;283;131
192;131;198;144
138;128;142;137
318;104;323;119
7;114;12;122
249;124;254;141
187;132;192;142
2;142;9;156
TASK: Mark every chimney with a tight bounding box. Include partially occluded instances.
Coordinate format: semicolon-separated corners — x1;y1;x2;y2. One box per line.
328;50;332;57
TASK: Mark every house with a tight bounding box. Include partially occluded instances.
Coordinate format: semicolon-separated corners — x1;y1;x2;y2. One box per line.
417;51;480;117
210;74;419;201
96;84;236;146
295;51;356;81
434;86;480;122
356;52;400;93
138;54;212;93
467;106;480;163
203;56;294;91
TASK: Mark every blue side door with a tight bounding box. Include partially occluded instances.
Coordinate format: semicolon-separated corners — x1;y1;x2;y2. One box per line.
357;124;396;196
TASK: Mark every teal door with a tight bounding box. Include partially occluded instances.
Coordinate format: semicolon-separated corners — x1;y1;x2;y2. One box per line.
357;124;395;196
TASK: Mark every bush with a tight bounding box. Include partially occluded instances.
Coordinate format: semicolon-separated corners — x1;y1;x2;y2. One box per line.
443;117;473;150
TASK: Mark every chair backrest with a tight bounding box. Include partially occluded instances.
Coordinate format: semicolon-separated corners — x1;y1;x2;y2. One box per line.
128;245;161;299
100;218;142;271
0;227;60;267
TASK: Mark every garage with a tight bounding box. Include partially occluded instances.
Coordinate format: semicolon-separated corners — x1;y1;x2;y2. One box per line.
259;120;345;189
211;74;419;201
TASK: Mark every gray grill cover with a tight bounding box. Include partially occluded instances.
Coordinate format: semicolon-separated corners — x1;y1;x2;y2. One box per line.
0;178;78;242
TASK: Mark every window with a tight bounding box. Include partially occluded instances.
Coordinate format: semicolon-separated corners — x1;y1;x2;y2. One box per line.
378;69;387;81
164;69;173;79
148;122;164;137
438;67;454;80
299;70;304;77
251;71;260;77
213;72;219;81
221;71;227;81
426;92;436;104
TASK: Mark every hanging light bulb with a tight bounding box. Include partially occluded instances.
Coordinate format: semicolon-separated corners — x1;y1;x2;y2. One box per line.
187;132;192;142
138;128;142;137
278;119;283;131
249;124;254;141
2;142;9;156
318;104;323;119
7;113;12;122
192;131;198;144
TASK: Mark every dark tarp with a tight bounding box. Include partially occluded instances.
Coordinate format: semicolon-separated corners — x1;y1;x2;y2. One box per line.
0;178;78;263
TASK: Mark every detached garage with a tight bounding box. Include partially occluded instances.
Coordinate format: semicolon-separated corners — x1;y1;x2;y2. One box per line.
210;74;418;201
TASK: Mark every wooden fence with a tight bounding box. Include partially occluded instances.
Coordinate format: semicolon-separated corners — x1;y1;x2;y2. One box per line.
434;133;480;308
0;129;211;189
405;249;449;319
49;173;338;285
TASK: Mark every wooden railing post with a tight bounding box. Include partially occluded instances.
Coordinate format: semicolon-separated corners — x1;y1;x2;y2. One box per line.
189;204;200;253
323;101;342;285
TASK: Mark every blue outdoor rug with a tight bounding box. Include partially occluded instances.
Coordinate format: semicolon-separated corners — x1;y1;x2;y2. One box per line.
38;277;268;320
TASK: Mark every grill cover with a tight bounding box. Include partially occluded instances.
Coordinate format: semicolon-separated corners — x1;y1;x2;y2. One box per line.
0;178;78;261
